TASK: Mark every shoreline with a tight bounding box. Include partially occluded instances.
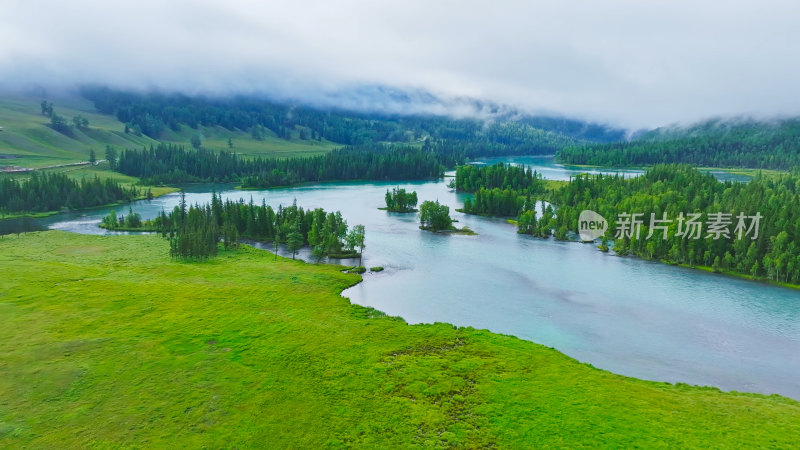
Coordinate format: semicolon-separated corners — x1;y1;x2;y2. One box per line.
325;241;797;401
550;159;788;178
235;175;448;191
215;237;800;401
0;185;179;223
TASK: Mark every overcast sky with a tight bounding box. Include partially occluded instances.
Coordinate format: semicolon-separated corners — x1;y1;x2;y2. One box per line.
2;0;799;128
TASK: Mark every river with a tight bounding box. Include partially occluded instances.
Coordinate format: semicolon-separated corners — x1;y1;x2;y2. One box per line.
18;156;800;399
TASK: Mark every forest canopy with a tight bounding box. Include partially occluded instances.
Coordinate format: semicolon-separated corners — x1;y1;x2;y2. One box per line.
455;163;546;217
115;142;462;187
384;188;418;212
0;172;138;214
557;119;800;169
105;192;364;261
79;86;625;157
453;162;800;283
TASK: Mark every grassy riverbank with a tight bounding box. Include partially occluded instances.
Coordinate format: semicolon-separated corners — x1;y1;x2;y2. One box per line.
1;231;799;447
675;262;800;291
0;210;59;221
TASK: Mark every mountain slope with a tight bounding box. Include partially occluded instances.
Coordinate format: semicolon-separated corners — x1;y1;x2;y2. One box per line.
0;94;338;169
558;118;800;169
0;96;159;167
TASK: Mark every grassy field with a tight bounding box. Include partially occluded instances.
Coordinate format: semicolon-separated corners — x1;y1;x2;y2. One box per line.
1;232;798;447
0;95;337;169
0;96;159;168
1;160;173;195
543;179;568;190
695;166;788;178
173;124;337;159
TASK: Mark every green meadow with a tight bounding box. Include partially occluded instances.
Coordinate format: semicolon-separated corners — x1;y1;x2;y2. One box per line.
0;96;158;168
173;125;337;160
1;231;798;447
2;160;157;187
0;95;337;169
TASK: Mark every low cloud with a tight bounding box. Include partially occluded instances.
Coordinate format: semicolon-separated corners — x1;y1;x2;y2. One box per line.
2;0;800;128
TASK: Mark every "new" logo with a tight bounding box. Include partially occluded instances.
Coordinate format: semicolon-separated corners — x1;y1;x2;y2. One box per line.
578;210;607;242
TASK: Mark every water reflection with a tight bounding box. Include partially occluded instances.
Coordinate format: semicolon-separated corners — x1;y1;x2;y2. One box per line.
0;216;45;234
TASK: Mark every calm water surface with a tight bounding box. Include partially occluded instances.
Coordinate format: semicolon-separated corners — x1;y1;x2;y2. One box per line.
474;155;753;183
33;159;799;399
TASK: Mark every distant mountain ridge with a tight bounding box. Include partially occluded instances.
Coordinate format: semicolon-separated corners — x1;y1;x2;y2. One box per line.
557;117;800;170
637;117;790;140
80;85;627;147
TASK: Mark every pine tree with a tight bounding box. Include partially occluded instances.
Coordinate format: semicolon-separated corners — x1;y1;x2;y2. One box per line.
286;228;304;260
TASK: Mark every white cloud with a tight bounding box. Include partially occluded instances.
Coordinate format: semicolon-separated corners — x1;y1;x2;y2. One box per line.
2;0;799;128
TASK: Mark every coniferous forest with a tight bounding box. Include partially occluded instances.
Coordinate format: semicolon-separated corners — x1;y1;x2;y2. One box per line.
454;163;546;194
455;163;546;217
0;172;138;214
557;119;800;169
546;165;800;283
80;86;625;156
455;163;800;284
115;142;462;187
101;192;363;261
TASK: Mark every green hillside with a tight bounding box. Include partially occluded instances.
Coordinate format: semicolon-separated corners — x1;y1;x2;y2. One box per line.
160;123;336;159
0;96;156;167
0;95;337;169
1;231;798;447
